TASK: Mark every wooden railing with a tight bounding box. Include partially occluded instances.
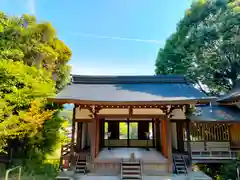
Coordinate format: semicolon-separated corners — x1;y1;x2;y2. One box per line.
120;158;123;180
191;149;239;160
183;141;240;160
85;153;91;173
59;142;76;171
62;143;75;156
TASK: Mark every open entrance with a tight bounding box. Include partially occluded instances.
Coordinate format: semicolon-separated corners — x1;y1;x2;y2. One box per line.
103;120;154;148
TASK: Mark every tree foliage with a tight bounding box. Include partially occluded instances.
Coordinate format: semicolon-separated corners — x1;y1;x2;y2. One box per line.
0;13;72;91
155;1;240;179
0;12;72;157
155;0;240;95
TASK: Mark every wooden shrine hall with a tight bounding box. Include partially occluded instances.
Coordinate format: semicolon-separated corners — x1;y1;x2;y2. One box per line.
49;75;216;176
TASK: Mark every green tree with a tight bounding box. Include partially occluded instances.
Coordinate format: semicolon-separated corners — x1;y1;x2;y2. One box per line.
0;60;54;151
0;12;72;162
155;0;240;95
0;13;72;91
155;1;240;179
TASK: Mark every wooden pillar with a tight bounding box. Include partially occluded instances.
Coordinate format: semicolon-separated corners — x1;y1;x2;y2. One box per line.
99;119;105;150
90;118;97;159
186;118;192;171
127;118;130;147
76;122;83;152
83;123;88;149
95;118;100;156
155;118;160;151
81;123;85;149
152;118;155;147
128;108;132;147
71;105;76;163
166;117;172;173
161;119;168;157
161;116;172;173
176;121;184;152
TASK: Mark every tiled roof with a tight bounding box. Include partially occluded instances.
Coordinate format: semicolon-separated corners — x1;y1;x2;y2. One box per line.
71;75;188;84
188;105;240;122
52;75;209;103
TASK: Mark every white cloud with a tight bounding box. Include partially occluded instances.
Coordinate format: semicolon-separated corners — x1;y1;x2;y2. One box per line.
73;33;163;45
26;0;36;15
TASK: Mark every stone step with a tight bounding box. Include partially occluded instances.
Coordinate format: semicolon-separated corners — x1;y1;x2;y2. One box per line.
122;169;141;172
175;162;185;165
121;160;141;180
122;174;141;178
76;163;86;165
75;158;86;174
122;160;140;162
176;166;185;168
122;165;140;169
122;161;140;163
76;161;86;163
173;155;188;175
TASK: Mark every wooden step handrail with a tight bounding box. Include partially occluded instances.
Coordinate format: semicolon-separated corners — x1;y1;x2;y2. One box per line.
140;159;143;180
59;142;76;170
120;158;124;180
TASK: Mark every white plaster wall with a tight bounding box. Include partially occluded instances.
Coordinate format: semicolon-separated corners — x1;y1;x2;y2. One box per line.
171;109;186;119
75;108;91;119
133;108;163;114
171;123;178;149
130;118;152;121
75;107;186;120
100;108;128;114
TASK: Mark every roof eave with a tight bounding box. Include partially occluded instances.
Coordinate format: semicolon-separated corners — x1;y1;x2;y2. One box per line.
189;119;240;123
217;95;240;103
47;97;216;105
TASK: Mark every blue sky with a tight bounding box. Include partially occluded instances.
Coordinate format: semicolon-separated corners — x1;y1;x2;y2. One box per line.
1;0;192;75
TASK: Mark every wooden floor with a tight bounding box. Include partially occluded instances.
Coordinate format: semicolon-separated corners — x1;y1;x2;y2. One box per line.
95;148;167;163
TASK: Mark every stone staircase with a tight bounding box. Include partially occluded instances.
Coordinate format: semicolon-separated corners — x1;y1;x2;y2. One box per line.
75;155;87;174
121;159;142;180
173;155;188;175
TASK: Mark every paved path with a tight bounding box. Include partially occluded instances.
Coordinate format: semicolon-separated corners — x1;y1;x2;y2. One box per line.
73;172;212;180
74;175;175;180
58;170;212;180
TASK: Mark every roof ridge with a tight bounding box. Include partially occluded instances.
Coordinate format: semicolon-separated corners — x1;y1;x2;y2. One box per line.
71;74;188;84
